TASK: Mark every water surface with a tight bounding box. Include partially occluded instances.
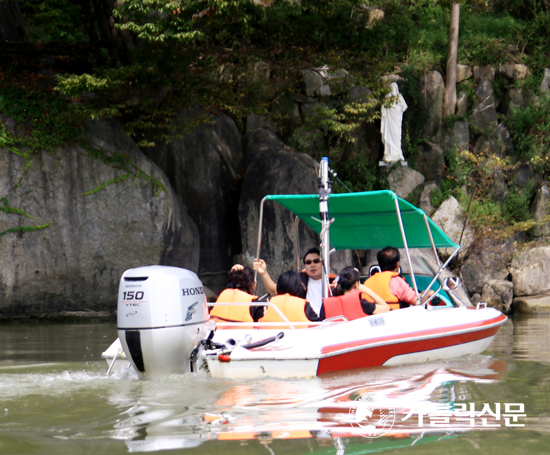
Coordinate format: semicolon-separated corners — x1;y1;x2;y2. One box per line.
1;316;549;454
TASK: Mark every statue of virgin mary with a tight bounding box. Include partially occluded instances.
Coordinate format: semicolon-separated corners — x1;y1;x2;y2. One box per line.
380;82;408;163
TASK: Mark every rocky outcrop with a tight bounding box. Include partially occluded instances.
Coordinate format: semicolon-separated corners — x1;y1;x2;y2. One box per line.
419;182;439;216
541;68;550;92
238;129;351;294
461;238;511;295
420;71;444;138
531;183;550;238
511;247;550;296
141;107;244;291
435;120;469;154
387;166;425;199
470;77;498;132
512;294;550;313
498;63;531;81
432;196;474;255
415;142;444;182
481;280;514;313
0;119;198;318
473;65;495;81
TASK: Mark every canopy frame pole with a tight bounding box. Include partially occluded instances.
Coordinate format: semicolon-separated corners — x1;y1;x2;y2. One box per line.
394;198;419;297
424;214;442;267
294;216;301;272
254;197;268;295
319;157;332;299
419;246;461;302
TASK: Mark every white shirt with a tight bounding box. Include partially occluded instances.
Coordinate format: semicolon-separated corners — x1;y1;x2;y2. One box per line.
306;277;323;315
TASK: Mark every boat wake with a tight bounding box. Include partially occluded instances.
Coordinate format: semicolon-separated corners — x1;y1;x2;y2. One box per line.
105;355;508;452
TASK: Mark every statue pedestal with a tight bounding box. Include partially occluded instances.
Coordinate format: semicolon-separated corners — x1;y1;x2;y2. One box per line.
379;160;408;167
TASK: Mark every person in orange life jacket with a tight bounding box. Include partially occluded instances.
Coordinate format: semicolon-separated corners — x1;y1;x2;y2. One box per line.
254;247;330;317
310;267;390;321
365;247;434;306
210;265;265;322
259;271;317;323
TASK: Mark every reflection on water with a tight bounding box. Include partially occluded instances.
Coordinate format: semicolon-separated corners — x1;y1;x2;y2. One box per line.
1;316;550;454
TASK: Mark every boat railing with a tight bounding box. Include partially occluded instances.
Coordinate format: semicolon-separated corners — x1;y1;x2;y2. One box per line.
207;301;321;330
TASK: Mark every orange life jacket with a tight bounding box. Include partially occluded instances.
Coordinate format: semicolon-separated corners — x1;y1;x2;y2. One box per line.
259;294;310;323
210;289;256;322
364;271;401;309
323;289;368;321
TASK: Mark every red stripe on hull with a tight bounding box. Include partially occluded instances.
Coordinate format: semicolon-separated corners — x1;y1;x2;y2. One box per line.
321;314;507;355
316;324;502;376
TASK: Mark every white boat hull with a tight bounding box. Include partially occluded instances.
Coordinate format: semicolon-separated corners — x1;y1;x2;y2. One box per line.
205;305;507;379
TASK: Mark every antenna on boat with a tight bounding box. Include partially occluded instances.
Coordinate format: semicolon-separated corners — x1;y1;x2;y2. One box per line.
319;157;333;298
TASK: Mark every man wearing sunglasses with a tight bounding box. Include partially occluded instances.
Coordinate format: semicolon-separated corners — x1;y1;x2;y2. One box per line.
253;247;326;315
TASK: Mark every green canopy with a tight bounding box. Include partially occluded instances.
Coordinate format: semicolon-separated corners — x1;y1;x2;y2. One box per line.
265;190;458;250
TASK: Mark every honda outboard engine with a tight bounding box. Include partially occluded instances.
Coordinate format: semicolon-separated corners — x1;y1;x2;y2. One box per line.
118;266;209;378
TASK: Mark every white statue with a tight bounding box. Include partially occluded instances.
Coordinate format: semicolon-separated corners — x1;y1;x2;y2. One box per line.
380;82;408;163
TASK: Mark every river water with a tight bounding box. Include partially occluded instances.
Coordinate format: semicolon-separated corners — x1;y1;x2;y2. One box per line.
0;315;549;455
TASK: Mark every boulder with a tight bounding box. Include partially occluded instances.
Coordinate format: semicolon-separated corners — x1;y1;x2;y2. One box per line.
512;294;550;314
541;68;550;93
514;162;536;189
238;129;351;294
460;238;511;295
420;71;444;138
531;183;550;238
435;120;469;153
481;280;513;313
380;74;405;84
347;85;373;104
387;166;425;199
511;247;550;296
498;63;531;81
290;128;325;155
415;142;445;182
470;124;514;158
419;182;439;216
141;107;244;292
247;114;279;134
456;64;472;82
247;61;271;83
270;96;302;128
328;69;352;95
500;87;532;117
456;91;468;116
470;78;498;132
300;102;331;122
432;196;475;255
490;124;515;156
367;8;385;27
473;65;495;81
0;118;198;318
302;66;332;97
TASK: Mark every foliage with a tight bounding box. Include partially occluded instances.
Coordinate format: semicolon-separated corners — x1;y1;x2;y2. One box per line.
18;0;89;43
0;85;85;153
430;144;538;233
506;93;550;175
0;198;36;219
0;223;50;238
459;12;525;65
4;0;550;239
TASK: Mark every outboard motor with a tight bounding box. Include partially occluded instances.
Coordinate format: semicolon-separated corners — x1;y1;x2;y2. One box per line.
118;266;209;378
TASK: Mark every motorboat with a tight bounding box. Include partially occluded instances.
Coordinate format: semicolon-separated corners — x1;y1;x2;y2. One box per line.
103;157;507;379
